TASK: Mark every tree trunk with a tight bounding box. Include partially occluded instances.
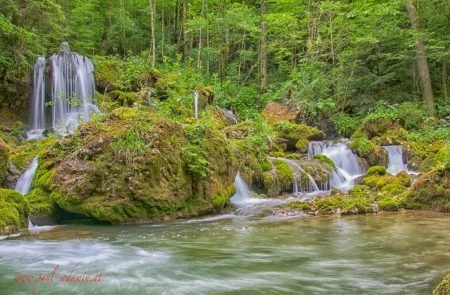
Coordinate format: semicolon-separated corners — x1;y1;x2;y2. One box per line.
182;0;189;59
260;0;268;91
443;59;448;98
149;0;156;67
100;0;113;55
406;0;434;114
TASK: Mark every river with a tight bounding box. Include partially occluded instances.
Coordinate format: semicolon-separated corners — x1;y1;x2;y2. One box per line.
0;211;448;294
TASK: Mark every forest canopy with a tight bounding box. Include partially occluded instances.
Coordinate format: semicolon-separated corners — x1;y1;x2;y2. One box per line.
0;0;449;122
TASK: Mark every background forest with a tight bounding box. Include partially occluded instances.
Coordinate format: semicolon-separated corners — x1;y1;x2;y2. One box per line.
1;0;449;130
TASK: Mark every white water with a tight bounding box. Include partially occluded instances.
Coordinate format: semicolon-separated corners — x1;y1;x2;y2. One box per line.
194;90;199;119
308;141;365;192
13;157;55;232
278;158;320;193
27;42;99;138
384;145;408;175
14;157;38;195
230;172;267;206
27;57;46;139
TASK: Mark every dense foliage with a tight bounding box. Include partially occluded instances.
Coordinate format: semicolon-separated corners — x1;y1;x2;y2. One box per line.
0;0;448;121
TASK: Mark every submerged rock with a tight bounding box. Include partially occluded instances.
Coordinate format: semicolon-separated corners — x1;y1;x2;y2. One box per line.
433;274;450;295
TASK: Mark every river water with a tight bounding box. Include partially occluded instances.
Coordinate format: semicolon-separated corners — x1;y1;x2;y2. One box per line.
0;211;448;294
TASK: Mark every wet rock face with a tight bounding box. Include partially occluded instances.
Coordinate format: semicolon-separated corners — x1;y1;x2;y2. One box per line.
262;102;297;123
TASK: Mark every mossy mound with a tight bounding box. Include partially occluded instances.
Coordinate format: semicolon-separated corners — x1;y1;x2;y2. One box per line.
313;154;336;169
301;159;333;184
366;166;387;176
262;159;293;197
362;116;399;139
272;122;325;151
0;189;29;234
433;274;450;295
32;114;245;224
107;90;142;107
405;169;450;212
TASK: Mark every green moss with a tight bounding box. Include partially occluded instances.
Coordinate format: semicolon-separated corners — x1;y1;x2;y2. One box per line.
260;157;273;172
313;154;336;169
348;185;371;199
341;196;373;215
288;201;310;211
314;196;342;214
273;159;294;183
377;196;400;211
0;189;29;234
363;115;399;139
26;188;57;220
108;90;141;106
0;138;9;185
212;185;235;209
366;166;387;176
273;121;325;140
295;138;309;153
379;128;408;145
350;137;375;156
405;170;449;212
433;274;450;295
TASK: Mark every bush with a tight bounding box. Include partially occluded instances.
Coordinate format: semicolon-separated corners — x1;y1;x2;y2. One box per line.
333;113;360;137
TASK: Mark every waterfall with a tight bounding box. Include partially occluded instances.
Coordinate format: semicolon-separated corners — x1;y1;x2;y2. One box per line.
27;42;99;138
293;176;299;194
230;172;268;206
14;157;38;230
194;90;199;119
277;158;320;193
14;157;38;195
384;145;408;175
27;58;46;140
308;141;365;192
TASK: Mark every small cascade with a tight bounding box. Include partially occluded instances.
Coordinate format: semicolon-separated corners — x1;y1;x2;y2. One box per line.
194;90;199;119
293;176;299;194
277;158;320;193
14;157;38;195
384;145;408;175
14;157;38;230
27;42;99;139
308;141;365;192
230;171;268;206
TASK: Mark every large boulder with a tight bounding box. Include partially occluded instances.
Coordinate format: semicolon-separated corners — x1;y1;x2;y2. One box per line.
405;169;450;212
262;102;297;123
272;122;325;151
31;113;244;224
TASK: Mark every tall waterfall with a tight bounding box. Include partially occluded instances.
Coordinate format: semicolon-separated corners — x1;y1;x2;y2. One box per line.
27;42;98;139
27;58;46;140
14;157;38;195
194;90;199;119
384;146;408;175
308;141;365;191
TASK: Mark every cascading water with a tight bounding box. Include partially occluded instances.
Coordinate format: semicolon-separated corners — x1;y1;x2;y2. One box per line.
308;141;365;192
278;158;320;193
27;58;46;140
27;42;99;138
194;90;199;119
14;157;38;230
14;157;38;195
384;145;408;175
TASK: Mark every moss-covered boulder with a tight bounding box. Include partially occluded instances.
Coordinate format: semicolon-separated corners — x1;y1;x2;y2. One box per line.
366;166;387;176
107;90;142;107
31;113;245;224
349;137;387;167
313;154;336;169
0;189;29;234
262;159;293;197
0;137;9;185
434;274;450;295
405;169;450;212
272;122;325;151
363;116;399;139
